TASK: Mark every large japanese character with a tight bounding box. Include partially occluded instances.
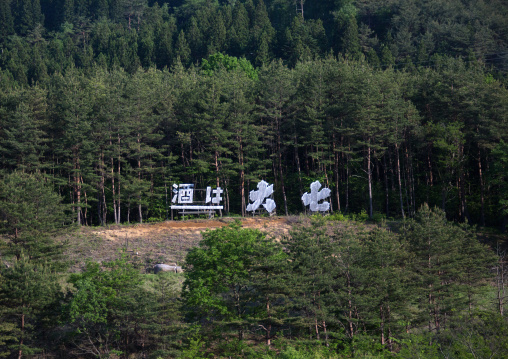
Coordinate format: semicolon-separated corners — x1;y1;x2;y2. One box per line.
302;181;331;212
246;180;276;213
171;184;194;204
206;186;223;204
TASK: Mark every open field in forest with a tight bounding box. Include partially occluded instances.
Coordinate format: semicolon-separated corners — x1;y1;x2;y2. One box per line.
61;216;508;273
63;216;296;272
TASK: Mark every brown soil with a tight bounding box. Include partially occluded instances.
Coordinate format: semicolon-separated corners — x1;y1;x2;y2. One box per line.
65;216;294;272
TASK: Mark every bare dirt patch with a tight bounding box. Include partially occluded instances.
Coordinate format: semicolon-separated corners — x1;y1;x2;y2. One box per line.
65;216;293;272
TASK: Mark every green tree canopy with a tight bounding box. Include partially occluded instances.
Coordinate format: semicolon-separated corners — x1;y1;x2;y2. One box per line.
0;172;68;263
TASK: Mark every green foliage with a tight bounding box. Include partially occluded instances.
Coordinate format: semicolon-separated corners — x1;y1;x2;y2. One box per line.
67;256;141;324
64;257;187;357
201;52;258;80
183;223;267;318
326;212;348;222
179;333;207;359
0;172;68;263
183;223;286;349
402;204;496;330
326;210;371;223
0;256;61;358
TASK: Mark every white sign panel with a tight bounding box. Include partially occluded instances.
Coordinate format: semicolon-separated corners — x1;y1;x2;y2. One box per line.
171;184;223;210
246;180;276;213
302;180;331;212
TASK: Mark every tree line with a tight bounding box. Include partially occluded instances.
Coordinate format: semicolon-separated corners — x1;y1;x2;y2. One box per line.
0;54;507;227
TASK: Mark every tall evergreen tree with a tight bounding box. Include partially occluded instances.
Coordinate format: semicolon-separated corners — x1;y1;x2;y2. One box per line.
0;172;68;263
0;0;14;37
402;204;495;332
0;257;61;358
257;61;296;215
283;217;335;342
174;30;191;66
341;15;361;58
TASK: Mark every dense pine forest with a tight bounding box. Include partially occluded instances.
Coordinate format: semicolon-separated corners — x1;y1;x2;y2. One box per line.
1;0;508;358
0;0;507;224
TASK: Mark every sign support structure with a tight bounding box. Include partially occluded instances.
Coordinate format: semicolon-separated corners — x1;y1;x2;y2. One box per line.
170;184;224;219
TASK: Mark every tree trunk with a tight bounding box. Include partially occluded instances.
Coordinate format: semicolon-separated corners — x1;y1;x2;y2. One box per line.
333;135;341;212
277;113;288;215
215;150;220;188
110;135;118;224
138;133;142;223
75;154;82;225
111;156;117;224
295;135;304;210
384;154;389;217
367;142;373;218
407;147;416;216
346;142;350;212
266;298;272;345
478;151;485;226
497;246;506;316
117;135;121;223
380;305;385;345
18;313;24;359
101;152;107;225
239;141;246;217
347;268;354;338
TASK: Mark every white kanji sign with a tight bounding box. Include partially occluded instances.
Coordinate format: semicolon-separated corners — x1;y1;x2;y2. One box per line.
246;180;276;213
171;183;223;212
206;186;223;204
172;184;194;204
302;181;331;212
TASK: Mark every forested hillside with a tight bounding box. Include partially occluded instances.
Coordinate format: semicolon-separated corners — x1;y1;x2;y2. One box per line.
1;2;508;357
1;0;508;80
1;0;508;226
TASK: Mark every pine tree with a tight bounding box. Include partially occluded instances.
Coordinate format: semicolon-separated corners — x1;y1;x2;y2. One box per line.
155;16;176;68
0;172;68;263
224;68;261;215
380;44;394;67
283;217;335;342
0;0;14;37
229;1;249;57
174;30;191;66
257;61;296;215
121;0;147;31
327;221;367;339
13;0;44;35
346;63;388;218
402;204;495;332
0;86;48;172
207;9;226;54
48;69;97;226
122;68;163;223
341;15;361;58
0;257;61;358
361;226;411;348
293;60;333;187
250;0;275;66
186;16;203;60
